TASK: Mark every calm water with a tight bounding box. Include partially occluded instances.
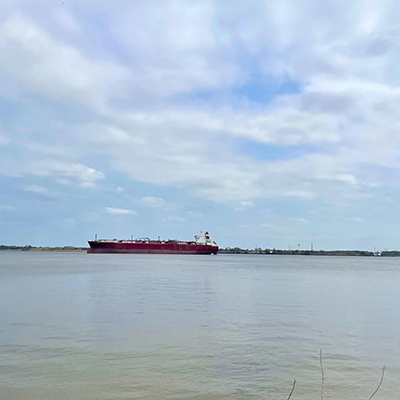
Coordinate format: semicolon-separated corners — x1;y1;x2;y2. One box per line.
0;252;399;399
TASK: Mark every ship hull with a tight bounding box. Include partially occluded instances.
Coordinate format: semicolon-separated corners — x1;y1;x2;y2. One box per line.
88;241;218;255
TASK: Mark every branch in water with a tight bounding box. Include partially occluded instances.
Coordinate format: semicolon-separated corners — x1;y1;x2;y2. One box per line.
286;379;296;400
320;349;325;400
368;366;385;400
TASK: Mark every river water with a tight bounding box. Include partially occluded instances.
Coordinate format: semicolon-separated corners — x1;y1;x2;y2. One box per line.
0;252;399;399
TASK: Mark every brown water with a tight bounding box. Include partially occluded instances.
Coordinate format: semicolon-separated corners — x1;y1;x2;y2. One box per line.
0;252;399;399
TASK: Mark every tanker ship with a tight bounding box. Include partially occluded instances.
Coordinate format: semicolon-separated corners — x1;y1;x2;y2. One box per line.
88;231;218;254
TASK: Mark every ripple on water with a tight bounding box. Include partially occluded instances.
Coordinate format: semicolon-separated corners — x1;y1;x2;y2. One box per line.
1;253;400;399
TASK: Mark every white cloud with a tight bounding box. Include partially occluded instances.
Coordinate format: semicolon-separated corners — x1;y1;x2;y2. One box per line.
23;142;73;157
187;211;203;217
116;186;125;193
260;223;275;228
80;181;96;188
234;201;255;211
6;160;105;187
293;218;309;224
351;217;364;223
102;0;238;97
139;196;165;208
2;0;400;209
64;218;75;227
238;224;250;229
53;10;81;33
0;135;10;146
0;205;15;211
105;207;137;215
23;185;55;198
0;13;129;114
77;115;364;202
162;216;186;222
56;179;70;185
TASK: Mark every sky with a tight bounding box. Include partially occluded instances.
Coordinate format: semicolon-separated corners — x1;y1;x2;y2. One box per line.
1;0;400;250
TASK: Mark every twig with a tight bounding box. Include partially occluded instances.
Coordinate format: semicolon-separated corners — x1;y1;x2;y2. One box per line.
320;349;324;400
368;366;385;400
286;379;296;400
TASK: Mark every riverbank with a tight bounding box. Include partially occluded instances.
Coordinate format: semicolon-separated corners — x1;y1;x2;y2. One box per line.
219;248;399;256
1;245;398;256
0;246;88;252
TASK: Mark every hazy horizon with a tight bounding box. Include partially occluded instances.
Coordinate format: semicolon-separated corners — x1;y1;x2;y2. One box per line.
1;1;400;250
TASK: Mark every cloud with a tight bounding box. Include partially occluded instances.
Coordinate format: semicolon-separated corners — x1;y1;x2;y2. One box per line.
5;160;105;187
0;205;15;211
98;0;238;97
293;218;309;224
116;186;125;193
162;216;186;222
24;185;54;196
53;10;81;33
234;201;255;211
105;207;137;215
0;135;10;146
56;179;70;185
2;0;400;210
0;13;129;114
139;196;165;208
187;211;203;217
260;223;275;228
64;218;75;227
351;217;364;223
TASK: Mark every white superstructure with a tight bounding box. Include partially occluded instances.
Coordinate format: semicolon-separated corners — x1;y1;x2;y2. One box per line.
194;231;215;245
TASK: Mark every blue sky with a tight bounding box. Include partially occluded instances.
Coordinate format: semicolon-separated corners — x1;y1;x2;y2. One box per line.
1;0;400;250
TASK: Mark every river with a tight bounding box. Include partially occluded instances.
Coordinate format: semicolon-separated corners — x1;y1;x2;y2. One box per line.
0;252;398;399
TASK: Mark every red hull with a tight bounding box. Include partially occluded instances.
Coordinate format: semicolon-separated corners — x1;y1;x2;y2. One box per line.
88;241;218;255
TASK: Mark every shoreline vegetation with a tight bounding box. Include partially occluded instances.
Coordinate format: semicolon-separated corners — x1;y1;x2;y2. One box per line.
1;244;400;256
219;248;389;256
0;245;87;252
220;247;400;256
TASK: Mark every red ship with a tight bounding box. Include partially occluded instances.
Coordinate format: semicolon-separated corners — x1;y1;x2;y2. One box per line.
88;231;218;254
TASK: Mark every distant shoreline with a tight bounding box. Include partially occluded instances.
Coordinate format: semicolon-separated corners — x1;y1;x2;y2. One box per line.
1;245;398;256
219;249;396;256
0;246;88;252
